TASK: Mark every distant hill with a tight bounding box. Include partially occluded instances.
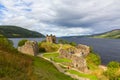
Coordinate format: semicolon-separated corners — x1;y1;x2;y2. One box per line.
61;29;120;39
91;29;120;39
0;25;45;38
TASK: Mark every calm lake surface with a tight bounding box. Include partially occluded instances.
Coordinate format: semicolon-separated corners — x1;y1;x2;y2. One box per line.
9;37;120;65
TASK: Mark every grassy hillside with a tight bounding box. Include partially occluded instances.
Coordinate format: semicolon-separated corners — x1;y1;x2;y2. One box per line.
0;51;75;80
34;57;75;80
0;37;75;80
92;29;120;39
0;25;44;38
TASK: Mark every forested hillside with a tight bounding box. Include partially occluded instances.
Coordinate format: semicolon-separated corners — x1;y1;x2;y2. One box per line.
0;25;44;38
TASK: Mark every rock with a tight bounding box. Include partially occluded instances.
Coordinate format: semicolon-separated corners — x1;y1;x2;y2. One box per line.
18;40;39;56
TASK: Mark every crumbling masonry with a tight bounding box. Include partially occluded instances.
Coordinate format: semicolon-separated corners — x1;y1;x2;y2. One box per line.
59;44;90;72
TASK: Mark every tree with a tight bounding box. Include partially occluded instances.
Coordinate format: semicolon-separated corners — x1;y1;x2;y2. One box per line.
69;42;77;46
0;36;15;52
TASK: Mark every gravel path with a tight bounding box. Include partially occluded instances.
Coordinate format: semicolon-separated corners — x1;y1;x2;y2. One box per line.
37;53;90;80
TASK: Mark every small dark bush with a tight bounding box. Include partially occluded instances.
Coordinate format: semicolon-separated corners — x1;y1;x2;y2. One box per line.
58;39;77;46
18;39;28;47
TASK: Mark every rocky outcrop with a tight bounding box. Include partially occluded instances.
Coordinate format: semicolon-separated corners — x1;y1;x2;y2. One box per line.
59;44;90;72
18;40;39;56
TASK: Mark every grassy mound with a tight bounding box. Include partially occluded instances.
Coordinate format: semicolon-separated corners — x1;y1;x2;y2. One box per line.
39;42;60;52
43;52;72;63
34;57;75;80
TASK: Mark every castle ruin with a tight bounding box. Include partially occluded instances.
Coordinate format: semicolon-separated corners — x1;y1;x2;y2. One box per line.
18;40;39;56
46;34;56;43
59;44;90;72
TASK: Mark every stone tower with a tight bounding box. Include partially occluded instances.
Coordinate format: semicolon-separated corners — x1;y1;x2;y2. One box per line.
46;34;56;43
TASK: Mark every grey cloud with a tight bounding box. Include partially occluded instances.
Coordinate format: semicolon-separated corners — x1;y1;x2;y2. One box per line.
0;0;120;36
49;0;120;28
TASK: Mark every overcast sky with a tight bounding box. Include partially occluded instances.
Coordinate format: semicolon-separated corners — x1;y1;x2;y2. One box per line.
0;0;120;36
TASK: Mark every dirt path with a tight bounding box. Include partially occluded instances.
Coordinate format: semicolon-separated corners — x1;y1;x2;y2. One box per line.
37;54;65;73
99;65;107;71
37;53;89;80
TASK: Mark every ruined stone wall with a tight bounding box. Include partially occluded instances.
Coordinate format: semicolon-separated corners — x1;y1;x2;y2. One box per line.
59;44;90;72
71;55;88;72
76;44;90;57
18;41;39;56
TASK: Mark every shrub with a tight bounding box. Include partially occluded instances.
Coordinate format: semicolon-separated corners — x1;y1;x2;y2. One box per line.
90;46;94;53
39;42;60;52
58;39;77;46
61;44;76;50
18;39;28;47
58;39;69;44
39;43;46;52
104;68;120;80
0;36;15;52
86;53;101;66
103;61;120;80
107;61;120;68
69;42;77;46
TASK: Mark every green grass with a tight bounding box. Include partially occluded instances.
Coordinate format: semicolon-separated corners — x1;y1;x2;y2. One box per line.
92;29;120;39
39;42;60;52
42;52;99;80
0;50;76;80
0;50;37;80
34;57;76;80
43;52;72;63
87;63;98;70
68;70;98;80
54;57;72;63
0;37;76;80
43;52;59;58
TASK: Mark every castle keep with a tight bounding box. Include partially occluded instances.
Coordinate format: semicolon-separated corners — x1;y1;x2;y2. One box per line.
46;34;56;43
